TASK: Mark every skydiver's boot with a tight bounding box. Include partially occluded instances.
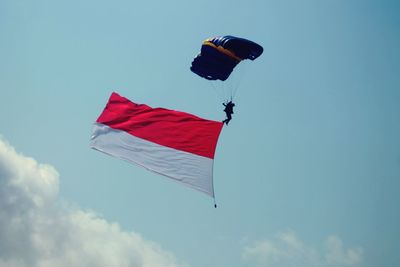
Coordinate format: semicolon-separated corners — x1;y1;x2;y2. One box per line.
222;118;230;125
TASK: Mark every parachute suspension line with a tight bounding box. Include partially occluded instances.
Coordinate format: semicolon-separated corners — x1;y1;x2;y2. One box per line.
210;80;224;103
223;77;233;102
231;61;248;100
228;77;235;101
210;81;230;104
224;81;231;102
223;80;230;102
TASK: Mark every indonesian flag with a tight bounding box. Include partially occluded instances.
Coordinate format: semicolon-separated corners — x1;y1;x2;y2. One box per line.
90;92;224;197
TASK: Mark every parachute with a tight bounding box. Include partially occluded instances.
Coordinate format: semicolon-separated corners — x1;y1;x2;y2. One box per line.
190;35;263;82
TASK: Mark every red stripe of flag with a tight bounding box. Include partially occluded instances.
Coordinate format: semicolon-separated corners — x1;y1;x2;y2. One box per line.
96;92;224;159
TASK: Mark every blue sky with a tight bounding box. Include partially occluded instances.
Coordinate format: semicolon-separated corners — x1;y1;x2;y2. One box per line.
1;0;399;266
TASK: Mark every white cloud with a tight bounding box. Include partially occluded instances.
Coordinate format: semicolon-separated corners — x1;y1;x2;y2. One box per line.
324;235;363;266
242;230;363;267
0;137;186;267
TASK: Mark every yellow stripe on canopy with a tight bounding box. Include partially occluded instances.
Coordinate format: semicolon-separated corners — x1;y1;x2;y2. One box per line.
202;41;242;62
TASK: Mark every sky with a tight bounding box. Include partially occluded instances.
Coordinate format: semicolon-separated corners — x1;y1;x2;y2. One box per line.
0;0;399;266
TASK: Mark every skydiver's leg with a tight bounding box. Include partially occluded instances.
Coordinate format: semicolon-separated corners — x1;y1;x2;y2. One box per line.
223;114;232;125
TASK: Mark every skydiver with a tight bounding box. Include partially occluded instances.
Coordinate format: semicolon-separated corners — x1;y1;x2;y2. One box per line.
222;100;235;125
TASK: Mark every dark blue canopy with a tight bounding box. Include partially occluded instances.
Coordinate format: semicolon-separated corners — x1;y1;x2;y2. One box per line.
190;36;263;81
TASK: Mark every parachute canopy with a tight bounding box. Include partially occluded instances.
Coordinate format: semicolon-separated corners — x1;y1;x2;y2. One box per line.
190;35;263;81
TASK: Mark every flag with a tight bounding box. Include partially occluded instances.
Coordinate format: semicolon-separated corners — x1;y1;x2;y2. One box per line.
90;92;224;197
